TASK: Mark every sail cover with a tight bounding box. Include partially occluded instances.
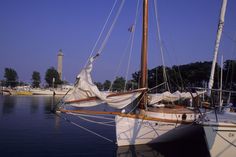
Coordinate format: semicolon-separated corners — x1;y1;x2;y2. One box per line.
64;56;143;109
148;90;205;104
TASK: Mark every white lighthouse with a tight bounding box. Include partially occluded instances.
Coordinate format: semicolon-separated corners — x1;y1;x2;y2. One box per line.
57;49;63;80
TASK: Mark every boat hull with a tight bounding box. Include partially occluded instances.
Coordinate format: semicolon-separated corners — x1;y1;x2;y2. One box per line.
115;107;198;146
116;115;193;146
203;122;236;157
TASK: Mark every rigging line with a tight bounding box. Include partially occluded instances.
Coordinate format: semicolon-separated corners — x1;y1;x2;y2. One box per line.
97;0;125;55
223;30;236;44
67;112;115;124
147;82;166;92
162;41;183;91
216;131;236;147
108;34;133;91
124;0;141;90
85;0;119;67
76;116;115;126
55;112;114;143
225;38;236;92
68;113;115;126
67;113;115;120
128;90;148;114
153;0;170;92
53;89;72;108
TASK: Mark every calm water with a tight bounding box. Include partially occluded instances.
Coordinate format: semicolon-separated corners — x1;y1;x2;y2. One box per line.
0;95;210;157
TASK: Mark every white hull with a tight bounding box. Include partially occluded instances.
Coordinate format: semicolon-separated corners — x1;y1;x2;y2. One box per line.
115;109;197;146
203;112;236;157
116;115;179;146
31;89;72;95
31;89;54;95
116;144;163;157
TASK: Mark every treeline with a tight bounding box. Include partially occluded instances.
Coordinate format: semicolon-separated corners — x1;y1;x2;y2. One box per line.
1;67;63;88
1;60;236;91
96;60;236;92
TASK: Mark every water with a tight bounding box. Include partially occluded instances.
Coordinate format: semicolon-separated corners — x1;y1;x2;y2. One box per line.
0;95;210;157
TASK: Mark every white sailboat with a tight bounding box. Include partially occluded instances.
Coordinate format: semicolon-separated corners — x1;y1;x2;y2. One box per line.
58;0;201;146
199;0;236;156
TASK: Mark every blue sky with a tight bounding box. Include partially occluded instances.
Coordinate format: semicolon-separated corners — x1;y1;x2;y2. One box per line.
0;0;236;84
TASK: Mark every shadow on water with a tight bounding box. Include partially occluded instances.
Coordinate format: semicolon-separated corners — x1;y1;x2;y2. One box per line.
116;124;211;157
1;96;16;114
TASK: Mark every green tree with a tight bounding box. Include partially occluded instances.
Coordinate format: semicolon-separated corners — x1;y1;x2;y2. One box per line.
4;68;18;87
45;67;62;87
94;82;103;90
223;60;236;90
131;61;215;92
112;77;125;91
31;71;41;88
103;80;111;91
125;80;138;90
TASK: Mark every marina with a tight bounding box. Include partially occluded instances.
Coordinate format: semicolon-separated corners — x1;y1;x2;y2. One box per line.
0;0;236;156
0;95;209;157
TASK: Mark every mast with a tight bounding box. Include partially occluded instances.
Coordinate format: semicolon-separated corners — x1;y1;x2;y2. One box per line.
219;55;223;110
208;0;227;96
139;0;148;109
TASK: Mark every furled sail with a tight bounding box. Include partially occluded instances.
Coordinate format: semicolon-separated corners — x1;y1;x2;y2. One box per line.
148;90;205;104
64;56;143;109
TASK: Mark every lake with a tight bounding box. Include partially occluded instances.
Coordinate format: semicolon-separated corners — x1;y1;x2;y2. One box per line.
0;95;210;157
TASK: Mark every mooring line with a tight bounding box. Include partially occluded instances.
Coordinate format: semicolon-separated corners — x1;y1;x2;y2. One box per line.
53;111;114;143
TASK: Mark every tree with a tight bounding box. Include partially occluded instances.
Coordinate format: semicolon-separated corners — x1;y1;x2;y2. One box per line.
103;80;111;91
125;80;138;90
45;67;62;87
131;61;216;92
112;77;125;91
94;82;103;90
223;60;236;90
31;71;41;88
4;68;18;87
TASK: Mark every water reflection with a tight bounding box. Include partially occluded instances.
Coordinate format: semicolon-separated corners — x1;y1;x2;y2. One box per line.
2;96;16;114
116;125;210;157
116;141;210;157
0;96;211;157
42;96;62;114
117;145;164;157
43;96;54;114
30;96;39;114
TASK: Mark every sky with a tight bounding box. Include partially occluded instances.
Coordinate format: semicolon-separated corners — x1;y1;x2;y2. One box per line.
0;0;236;84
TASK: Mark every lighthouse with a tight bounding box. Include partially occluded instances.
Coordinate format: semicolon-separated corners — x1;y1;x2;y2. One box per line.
57;49;63;80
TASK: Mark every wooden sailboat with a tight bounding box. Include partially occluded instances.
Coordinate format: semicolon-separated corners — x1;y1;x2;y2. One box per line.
58;0;200;146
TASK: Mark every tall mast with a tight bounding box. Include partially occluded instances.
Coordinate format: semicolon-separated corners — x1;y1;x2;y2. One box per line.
139;0;148;109
208;0;227;96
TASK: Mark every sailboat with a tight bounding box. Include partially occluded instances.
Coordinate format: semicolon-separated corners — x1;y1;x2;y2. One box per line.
58;0;201;146
198;0;236;156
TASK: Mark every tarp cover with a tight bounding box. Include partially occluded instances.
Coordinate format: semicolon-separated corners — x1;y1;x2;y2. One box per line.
148;90;205;104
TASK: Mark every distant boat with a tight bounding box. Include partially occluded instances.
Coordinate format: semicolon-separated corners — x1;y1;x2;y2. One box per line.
1;86;32;96
1;89;12;95
15;91;32;95
31;87;72;96
58;0;202;146
31;88;54;95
